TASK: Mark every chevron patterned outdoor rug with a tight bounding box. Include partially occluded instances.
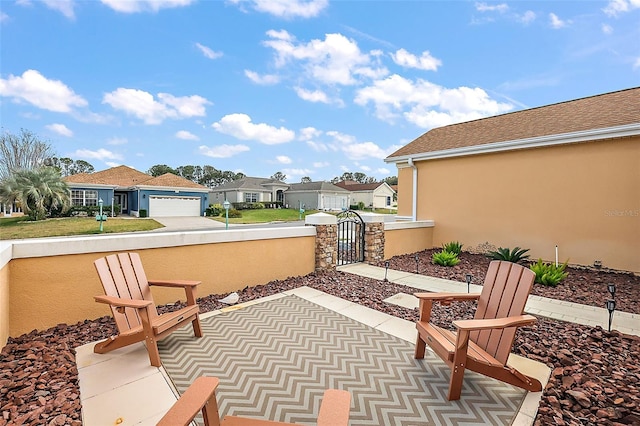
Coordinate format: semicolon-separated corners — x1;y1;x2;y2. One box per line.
158;295;526;425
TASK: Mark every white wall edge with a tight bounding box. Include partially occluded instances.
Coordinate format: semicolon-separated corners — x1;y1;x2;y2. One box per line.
6;226;316;260
384;220;435;231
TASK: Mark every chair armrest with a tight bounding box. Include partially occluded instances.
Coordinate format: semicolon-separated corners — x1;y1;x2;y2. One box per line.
453;314;537;331
317;389;351;426
414;292;480;302
94;295;152;309
157;376;220;426
148;279;201;288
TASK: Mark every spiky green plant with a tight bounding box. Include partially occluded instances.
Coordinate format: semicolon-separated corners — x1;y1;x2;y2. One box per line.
530;259;569;287
432;250;460;267
487;246;530;264
442;241;463;255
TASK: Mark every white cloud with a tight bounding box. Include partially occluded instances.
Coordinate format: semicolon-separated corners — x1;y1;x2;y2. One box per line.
195;42;223;60
294;87;330;103
517;11;536;24
100;0;195;13
313;161;329;168
263;30;387;86
633;57;640;70
1;12;10;22
341;141;390;160
102;88;210;124
276;155;292;164
298;127;322;140
212;113;295;144
391;48;441;71
43;0;76;19
70;148;123;161
45;123;73;137
475;2;509;13
198;144;250;158
175;130;199;140
355;74;512;128
283;168;313;177
107;137;127;145
245;70;280;85
602;23;613;34
377;167;390;175
105;161;121;168
306;141;329;152
603;0;640;16
549;13;571;29
229;0;328;18
326;130;356;144
0;69;87;113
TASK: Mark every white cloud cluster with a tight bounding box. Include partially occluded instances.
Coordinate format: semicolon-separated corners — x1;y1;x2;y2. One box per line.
212;113;295;144
46;123;73;137
196;42;223;60
43;0;76;19
70;148;123;161
263;30;387;86
355;74;512;129
198;144;250;158
100;0;195;13
229;0;328;18
245;70;280;85
391;48;442;71
276;155;292;164
0;69;87;113
603;0;640;16
102;88;210;124
294;87;330;103
475;2;509;13
549;13;571;29
175;130;199;140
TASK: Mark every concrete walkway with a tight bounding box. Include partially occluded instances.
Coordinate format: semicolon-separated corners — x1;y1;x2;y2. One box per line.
337;263;640;337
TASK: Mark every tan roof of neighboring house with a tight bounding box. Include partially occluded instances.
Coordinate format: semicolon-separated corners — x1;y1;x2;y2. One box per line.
387;87;640;160
64;165;207;190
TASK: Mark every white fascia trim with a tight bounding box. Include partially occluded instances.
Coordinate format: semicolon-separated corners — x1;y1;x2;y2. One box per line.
135;185;209;193
66;183;118;189
385;123;640;164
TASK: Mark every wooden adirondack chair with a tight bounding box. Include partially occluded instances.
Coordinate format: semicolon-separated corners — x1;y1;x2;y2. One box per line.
414;260;542;400
157;376;351;426
93;252;203;367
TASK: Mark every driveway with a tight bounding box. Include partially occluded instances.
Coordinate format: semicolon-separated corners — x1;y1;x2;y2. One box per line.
151;216;226;231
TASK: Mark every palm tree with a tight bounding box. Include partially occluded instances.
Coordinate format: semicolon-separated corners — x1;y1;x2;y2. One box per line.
0;167;70;221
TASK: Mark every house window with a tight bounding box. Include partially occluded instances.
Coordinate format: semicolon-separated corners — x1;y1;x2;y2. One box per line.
386;196;391;206
71;190;98;206
244;192;258;203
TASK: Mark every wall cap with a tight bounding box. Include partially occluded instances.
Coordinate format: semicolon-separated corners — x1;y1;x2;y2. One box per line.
305;213;337;225
384;220;435;231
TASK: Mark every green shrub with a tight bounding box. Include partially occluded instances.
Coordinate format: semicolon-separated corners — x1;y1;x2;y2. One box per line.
206;204;223;216
442;241;463;255
432;250;460;267
357;201;365;210
227;208;242;218
487;246;530;264
530;258;569;287
139;209;147;218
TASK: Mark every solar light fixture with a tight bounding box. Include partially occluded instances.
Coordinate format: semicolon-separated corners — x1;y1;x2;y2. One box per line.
608;283;616;299
415;253;419;274
383;261;390;282
594;260;602;269
223;200;231;230
606;299;616;332
466;274;472;293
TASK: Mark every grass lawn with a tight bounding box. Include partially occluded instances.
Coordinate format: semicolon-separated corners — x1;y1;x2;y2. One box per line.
0;216;163;240
209;208;320;224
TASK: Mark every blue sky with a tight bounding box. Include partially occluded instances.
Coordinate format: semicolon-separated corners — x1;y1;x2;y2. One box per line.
1;0;639;182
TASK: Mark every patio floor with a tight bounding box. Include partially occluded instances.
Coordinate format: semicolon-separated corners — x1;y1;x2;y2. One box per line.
76;284;550;425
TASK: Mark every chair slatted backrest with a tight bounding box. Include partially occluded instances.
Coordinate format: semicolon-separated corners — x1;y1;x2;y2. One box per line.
94;253;158;333
471;261;535;364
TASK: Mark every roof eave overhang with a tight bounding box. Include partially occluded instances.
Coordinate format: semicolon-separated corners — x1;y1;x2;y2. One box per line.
134;185;209;193
65;182;119;189
385;123;640;164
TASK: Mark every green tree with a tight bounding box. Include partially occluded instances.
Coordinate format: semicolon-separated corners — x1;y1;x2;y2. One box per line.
147;164;178;177
300;176;312;183
45;157;95;176
0;167;70;221
0;129;54;180
271;171;287;182
383;176;398;186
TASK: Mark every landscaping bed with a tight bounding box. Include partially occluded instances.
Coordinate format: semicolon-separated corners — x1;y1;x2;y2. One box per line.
1;254;639;425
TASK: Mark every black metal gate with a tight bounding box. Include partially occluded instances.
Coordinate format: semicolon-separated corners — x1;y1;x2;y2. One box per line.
337;210;365;265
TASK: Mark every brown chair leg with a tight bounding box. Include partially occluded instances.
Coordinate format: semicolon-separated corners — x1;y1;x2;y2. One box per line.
447;364;465;400
192;315;203;338
414;334;426;359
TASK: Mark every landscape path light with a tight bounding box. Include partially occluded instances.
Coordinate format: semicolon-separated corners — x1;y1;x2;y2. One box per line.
383;261;390;282
608;283;616;299
223;200;231;230
415;253;419;274
466;274;473;293
96;198;107;233
606;299;616;332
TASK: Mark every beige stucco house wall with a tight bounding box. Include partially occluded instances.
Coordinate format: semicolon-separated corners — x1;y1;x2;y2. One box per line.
387;88;640;273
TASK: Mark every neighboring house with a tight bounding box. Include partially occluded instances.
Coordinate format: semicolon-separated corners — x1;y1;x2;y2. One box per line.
209;177;289;206
335;180;396;209
385;87;640;273
285;181;351;211
64;165;210;217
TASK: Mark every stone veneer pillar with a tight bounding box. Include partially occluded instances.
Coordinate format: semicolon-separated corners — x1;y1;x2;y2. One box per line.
305;213;338;271
360;213;386;265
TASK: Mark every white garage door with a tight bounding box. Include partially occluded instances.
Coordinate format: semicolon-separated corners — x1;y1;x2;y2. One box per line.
148;196;201;217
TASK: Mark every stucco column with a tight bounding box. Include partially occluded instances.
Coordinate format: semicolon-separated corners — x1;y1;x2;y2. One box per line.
305;213;338;271
360;213;386;265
